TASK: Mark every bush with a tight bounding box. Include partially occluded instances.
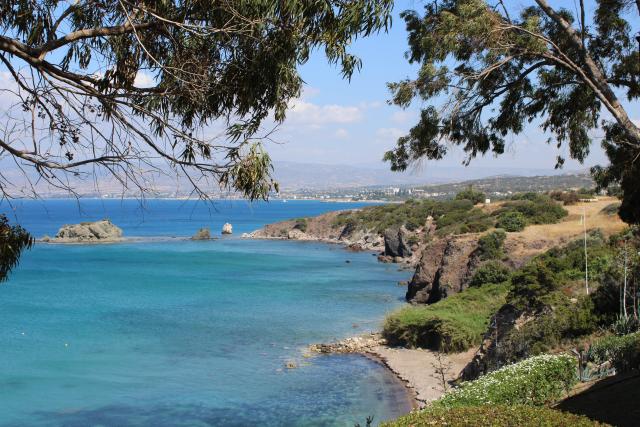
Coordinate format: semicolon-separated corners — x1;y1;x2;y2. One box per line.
455;187;486;204
332;198;492;236
497;194;568;226
601;202;621;216
477;229;507;260
470;261;512;287
496;294;598;363
383;284;508;352
550;190;580;206
293;218;308;232
383;405;605;427
509;261;560;310
496;211;527;232
433;354;577;408
588;331;640;373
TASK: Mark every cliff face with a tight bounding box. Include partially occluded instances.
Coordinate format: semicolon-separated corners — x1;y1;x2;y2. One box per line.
406;236;481;304
459;304;548;381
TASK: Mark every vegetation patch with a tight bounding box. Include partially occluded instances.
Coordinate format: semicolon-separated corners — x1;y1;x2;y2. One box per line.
588;332;640;374
455;187;486;204
293;217;308;232
434;354;577;408
383;404;606;427
484;231;619;367
601;202;621;216
469;261;512;288
383;284;509;352
494;193;568;230
476;229;506;260
496;210;527;232
332;198;492;235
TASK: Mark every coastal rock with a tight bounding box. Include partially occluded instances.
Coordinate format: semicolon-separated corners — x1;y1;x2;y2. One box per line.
383;227;413;258
309;333;386;354
52;220;123;243
287;229;307;240
221;223;233;234
191;227;211;240
406;236;480;304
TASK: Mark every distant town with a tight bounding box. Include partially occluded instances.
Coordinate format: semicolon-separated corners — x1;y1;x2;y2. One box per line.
62;172;598;202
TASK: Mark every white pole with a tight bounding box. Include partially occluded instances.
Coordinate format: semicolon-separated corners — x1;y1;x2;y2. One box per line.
623;242;628;319
583;207;589;295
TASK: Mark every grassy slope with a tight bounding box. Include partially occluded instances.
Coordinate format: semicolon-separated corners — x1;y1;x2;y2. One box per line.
383;283;509;352
383;404;607;427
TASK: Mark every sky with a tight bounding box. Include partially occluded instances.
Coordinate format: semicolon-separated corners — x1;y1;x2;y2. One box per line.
1;0;639;189
265;0;640;176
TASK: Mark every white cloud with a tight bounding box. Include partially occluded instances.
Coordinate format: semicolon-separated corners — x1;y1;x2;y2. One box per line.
301;85;320;99
287;99;364;125
335;128;349;139
134;71;155;88
376;127;405;141
390;110;416;125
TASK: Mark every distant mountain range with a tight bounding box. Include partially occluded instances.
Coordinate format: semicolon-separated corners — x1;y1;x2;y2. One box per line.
271;161;590;190
1;160;593;197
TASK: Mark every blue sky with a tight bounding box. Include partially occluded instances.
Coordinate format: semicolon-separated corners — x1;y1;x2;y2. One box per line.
267;0;640;176
1;1;638;183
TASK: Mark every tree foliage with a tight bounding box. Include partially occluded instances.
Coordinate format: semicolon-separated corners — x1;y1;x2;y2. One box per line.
384;0;640;223
0;0;392;200
0;215;33;282
455;186;486;204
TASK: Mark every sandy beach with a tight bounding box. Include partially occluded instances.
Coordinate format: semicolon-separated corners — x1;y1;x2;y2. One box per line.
308;334;476;408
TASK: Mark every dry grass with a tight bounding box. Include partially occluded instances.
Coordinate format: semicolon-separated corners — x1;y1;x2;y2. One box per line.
504;197;627;265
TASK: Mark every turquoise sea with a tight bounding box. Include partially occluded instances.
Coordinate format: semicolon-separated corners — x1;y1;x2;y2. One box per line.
0;200;412;426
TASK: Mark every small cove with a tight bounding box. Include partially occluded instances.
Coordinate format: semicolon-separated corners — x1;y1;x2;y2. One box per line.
0;200;413;426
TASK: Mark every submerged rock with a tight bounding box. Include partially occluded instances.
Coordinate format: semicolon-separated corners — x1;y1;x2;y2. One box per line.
191;227;211;240
221;223;233;234
52;220;123;243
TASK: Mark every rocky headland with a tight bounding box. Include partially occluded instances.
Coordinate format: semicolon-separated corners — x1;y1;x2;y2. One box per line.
44;219;123;243
248;210;423;268
256;196;629;411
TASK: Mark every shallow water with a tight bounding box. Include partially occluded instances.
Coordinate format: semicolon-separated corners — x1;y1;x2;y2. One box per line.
0;200;412;426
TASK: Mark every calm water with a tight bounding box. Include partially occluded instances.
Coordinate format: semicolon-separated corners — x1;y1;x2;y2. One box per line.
0;200;412;426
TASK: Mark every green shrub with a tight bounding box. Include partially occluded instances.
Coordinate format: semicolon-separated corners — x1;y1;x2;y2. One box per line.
535;230;611;283
496;294;598;363
293;217;308;232
509;261;560;310
601;202;621;216
496;194;568;227
477;229;507;260
588;331;640;373
455;187;486;204
433;354;577;409
383;284;508;352
383;405;606;427
406;235;420;246
496;211;527;232
470;261;512;287
331;198;492;236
